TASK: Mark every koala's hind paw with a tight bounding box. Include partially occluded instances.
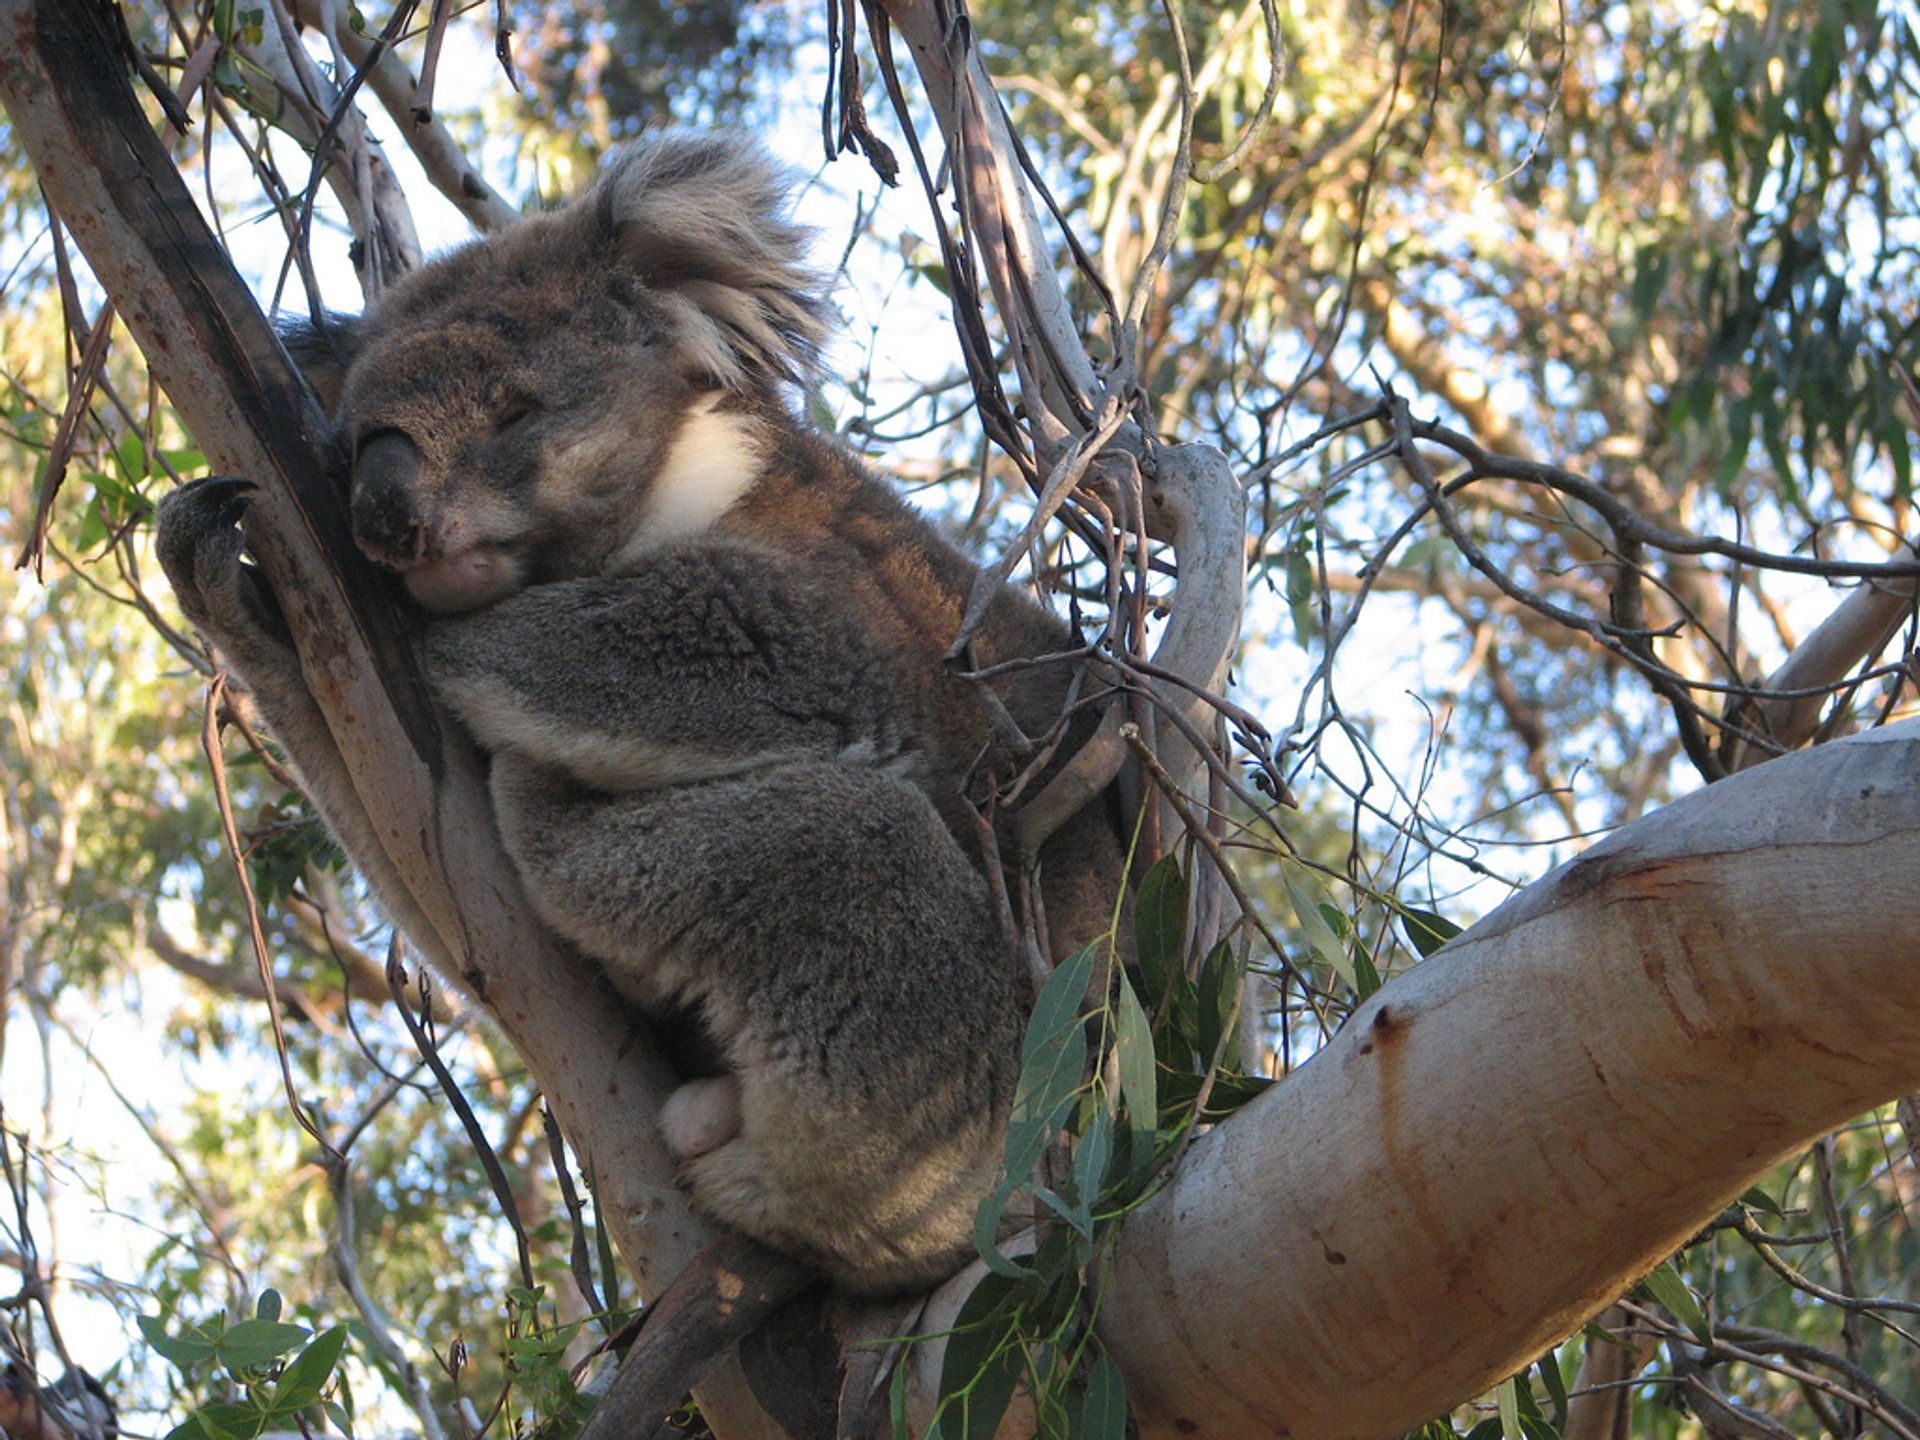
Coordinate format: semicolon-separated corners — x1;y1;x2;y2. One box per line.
660;1076;743;1159
154;476;292;649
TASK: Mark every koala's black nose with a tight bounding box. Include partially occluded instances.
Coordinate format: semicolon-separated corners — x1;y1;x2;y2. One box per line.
351;430;429;566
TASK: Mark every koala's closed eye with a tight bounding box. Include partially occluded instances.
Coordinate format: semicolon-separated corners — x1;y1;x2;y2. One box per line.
492;397;541;433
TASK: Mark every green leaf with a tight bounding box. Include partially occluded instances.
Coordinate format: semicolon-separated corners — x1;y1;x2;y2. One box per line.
1195;940;1243;1069
936;1271;1018;1366
1079;1346;1128;1440
1400;906;1462;958
1888;424;1912;502
1351;939;1382;1001
138;1312;221;1372
1134;855;1188;1007
1157;1068;1273;1122
1026;944;1096;1074
1535;1347;1568;1427
254;1290;282;1323
1738;1184;1784;1218
215;1318;312;1371
590;1165;623;1316
270;1327;347;1410
1069;1107;1112;1232
1111;971;1157;1142
1283;868;1354;989
1638;1262;1709;1343
931;1275;1025;1440
977;945;1094;1273
1496;1376;1520;1440
890;1353;910;1438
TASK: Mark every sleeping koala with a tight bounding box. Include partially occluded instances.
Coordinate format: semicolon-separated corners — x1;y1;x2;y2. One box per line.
157;133;1114;1294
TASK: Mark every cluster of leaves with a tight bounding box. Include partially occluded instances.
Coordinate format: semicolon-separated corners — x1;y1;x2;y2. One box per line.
966;0;1918;830
140;1291;350;1440
142;1283;611;1440
922;854;1273;1438
507;0;797;144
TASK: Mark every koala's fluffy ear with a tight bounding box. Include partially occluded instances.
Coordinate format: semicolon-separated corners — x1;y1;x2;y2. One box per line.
277;313;365;416
594;134;834;390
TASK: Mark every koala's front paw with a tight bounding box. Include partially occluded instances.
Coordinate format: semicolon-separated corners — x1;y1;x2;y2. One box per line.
154;477;293;650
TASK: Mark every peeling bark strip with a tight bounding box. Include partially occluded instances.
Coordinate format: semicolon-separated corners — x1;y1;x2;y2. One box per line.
1098;721;1920;1440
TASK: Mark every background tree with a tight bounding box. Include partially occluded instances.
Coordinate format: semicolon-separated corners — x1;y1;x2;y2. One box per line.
0;1;1916;1438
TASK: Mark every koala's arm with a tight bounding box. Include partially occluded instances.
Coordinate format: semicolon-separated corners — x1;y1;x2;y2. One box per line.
426;540;916;791
154;477;445;955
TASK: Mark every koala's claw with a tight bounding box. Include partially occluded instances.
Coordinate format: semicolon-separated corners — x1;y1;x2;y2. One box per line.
198;474;258;527
154;476;291;650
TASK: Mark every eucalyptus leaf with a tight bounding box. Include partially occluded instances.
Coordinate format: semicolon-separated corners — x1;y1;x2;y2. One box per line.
1195;940;1243;1070
1112;970;1158;1140
1134;855;1188;1007
272;1327;348;1409
932;1273;1028;1440
215;1318;312;1372
1496;1375;1520;1440
1401;906;1463;958
1639;1261;1709;1343
1536;1347;1568;1427
138;1312;220;1372
1079;1346;1129;1440
1283;868;1354;989
1070;1107;1113;1232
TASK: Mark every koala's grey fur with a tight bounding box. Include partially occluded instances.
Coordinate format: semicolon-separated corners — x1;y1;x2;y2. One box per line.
157;133;1119;1294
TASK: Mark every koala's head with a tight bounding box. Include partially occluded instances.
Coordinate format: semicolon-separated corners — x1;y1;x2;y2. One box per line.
296;134;832;614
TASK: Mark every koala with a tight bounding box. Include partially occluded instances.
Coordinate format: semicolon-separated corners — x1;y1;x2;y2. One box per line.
156;133;1119;1294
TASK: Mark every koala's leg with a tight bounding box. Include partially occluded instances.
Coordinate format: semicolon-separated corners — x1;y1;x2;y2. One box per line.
154;478;443;956
424;543;915;793
487;752;1021;1293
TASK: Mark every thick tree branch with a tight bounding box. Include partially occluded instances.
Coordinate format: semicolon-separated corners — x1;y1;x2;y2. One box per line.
1724;560;1919;771
1095;719;1920;1438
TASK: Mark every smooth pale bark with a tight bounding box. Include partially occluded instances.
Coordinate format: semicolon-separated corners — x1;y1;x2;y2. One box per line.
1096;718;1920;1439
1724;567;1919;771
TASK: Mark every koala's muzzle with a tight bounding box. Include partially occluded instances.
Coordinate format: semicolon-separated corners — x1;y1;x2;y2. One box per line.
351;431;428;567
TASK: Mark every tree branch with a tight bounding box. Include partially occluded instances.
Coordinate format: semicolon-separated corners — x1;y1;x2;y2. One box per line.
1095;719;1920;1438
